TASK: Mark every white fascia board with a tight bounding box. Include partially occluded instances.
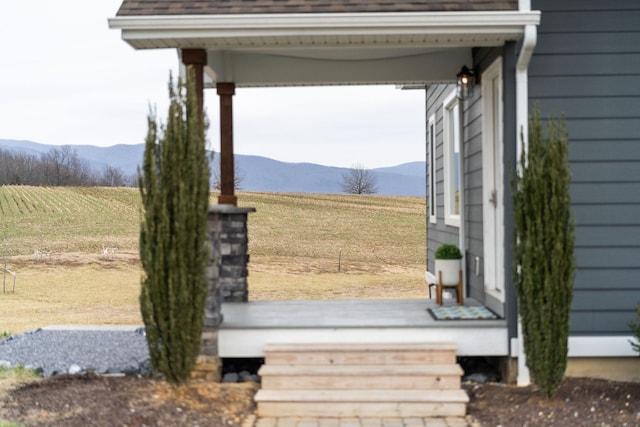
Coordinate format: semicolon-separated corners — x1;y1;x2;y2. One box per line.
108;11;540;48
511;336;639;358
109;11;541;31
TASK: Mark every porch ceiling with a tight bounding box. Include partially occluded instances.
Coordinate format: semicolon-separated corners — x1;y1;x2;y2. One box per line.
109;10;540;86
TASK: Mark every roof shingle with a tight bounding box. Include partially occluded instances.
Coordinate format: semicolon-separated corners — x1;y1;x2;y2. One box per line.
116;0;518;16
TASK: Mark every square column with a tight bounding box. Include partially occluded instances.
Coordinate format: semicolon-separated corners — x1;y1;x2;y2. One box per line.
217;82;238;206
198;205;255;379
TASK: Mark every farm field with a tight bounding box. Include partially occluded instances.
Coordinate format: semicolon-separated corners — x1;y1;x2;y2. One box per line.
0;186;427;334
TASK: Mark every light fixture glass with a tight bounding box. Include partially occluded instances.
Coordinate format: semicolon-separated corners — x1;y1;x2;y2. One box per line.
456;65;475;100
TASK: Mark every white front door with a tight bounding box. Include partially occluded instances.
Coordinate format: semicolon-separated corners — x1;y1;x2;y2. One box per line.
482;58;505;302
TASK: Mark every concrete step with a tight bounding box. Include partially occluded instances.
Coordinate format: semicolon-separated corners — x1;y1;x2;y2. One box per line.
258;364;463;390
263;342;457;365
255;389;469;418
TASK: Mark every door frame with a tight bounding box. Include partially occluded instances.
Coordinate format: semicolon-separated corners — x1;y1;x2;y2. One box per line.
481;57;505;303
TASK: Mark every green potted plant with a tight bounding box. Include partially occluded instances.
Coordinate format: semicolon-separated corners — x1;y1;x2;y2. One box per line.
434;244;463;284
434;244;463;305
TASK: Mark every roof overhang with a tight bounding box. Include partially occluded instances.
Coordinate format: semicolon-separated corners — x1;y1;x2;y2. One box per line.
109;11;540;87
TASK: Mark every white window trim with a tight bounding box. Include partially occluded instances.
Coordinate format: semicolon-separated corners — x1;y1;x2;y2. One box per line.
428;114;437;224
443;90;460;228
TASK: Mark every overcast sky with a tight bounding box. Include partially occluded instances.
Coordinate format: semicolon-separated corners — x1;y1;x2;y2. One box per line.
0;1;426;168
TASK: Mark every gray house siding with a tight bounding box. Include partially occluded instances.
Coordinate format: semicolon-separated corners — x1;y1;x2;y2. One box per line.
530;0;640;335
426;83;460;273
426;44;519;322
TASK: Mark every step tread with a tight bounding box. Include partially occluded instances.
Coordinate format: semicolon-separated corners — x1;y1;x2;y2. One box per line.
255;389;469;403
257;401;467;417
264;342;457;353
258;364;463;376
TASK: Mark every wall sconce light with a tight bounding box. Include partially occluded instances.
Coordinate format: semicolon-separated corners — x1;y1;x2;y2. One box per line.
456;65;476;100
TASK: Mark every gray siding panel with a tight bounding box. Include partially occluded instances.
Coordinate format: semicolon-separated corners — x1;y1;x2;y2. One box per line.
530;0;640;336
529;54;640;76
564;119;640;140
532;98;638;119
530;76;640;97
575;248;640;269
535;33;640;55
570;312;636;335
426;83;461;273
575;269;640;290
533;0;640;11
573;290;640;311
571;162;640;183
571;183;640;204
570;142;640;162
573;205;640;225
539;11;640;32
575;226;640;247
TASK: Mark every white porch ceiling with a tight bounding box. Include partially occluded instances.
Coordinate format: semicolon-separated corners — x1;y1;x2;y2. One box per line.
109;10;540;87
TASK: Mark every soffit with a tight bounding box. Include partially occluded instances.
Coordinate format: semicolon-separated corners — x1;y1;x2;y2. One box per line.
109;11;539;51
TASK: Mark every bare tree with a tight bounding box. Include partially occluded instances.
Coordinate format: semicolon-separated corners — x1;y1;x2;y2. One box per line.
211;156;244;191
100;165;128;187
42;146;95;186
341;163;378;195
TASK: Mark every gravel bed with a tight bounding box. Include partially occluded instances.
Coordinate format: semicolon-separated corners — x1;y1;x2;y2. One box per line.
0;327;150;377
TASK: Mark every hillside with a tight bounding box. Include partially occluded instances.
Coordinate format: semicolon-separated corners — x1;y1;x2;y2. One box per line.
0;139;426;196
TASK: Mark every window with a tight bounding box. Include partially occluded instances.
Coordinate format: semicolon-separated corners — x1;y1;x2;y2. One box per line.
428;114;437;224
443;91;461;227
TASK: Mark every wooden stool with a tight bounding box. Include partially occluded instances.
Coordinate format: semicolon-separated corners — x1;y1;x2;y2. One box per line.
436;270;463;305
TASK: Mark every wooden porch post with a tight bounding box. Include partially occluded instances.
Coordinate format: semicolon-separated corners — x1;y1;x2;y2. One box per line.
217;82;237;206
180;49;206;121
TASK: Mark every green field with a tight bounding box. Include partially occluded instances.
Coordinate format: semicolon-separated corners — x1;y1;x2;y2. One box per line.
0;186;427;333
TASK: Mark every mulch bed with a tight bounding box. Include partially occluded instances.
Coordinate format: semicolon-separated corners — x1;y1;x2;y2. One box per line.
1;374;639;426
1;374;257;426
465;376;640;426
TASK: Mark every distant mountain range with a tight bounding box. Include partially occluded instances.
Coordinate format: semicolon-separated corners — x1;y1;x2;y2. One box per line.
0;139;426;197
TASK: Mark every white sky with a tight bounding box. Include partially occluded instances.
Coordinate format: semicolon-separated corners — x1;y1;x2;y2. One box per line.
0;1;426;169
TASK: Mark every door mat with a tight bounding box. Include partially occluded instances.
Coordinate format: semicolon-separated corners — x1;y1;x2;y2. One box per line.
428;305;499;320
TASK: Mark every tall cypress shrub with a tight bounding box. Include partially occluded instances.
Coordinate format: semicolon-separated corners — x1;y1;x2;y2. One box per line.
139;68;210;385
513;105;575;398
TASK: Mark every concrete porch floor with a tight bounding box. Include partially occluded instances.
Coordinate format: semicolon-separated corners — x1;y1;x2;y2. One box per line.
219;299;508;358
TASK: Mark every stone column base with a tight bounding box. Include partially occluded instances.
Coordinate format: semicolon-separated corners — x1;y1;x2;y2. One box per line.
192;355;222;382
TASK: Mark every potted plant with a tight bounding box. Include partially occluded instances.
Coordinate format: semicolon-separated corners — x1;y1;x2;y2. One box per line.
434;244;463;304
434;244;462;283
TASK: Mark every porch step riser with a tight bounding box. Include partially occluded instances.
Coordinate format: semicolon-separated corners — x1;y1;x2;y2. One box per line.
265;351;455;366
257;402;467;418
260;375;461;390
257;342;467;418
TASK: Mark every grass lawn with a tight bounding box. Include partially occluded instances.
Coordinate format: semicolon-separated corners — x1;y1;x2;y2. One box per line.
0;187;427;335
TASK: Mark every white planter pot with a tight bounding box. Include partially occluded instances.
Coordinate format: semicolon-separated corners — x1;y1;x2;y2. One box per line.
434;259;461;286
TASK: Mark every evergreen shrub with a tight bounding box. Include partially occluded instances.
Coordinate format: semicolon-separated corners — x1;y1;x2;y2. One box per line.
629;303;640;355
138;69;211;385
513;104;575;398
